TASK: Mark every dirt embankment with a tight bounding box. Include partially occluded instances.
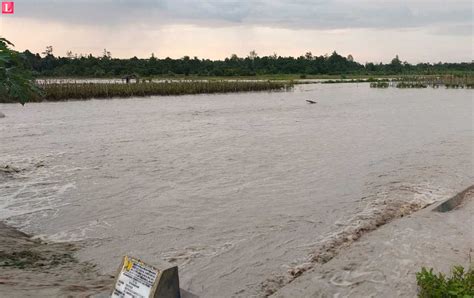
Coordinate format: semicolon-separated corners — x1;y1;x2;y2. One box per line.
0;222;114;297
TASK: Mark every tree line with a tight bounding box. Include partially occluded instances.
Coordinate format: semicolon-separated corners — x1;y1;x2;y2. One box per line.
20;47;474;78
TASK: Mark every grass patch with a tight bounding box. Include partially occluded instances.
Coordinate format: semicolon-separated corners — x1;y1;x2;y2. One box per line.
416;266;474;297
0;249;77;269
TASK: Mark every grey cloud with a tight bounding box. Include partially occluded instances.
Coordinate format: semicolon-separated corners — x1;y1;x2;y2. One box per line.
14;0;473;30
430;23;473;36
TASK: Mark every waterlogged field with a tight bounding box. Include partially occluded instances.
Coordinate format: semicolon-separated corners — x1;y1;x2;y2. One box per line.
1;80;293;103
0;84;472;296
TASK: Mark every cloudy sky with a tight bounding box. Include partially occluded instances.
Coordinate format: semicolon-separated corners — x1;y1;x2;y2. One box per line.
0;0;472;62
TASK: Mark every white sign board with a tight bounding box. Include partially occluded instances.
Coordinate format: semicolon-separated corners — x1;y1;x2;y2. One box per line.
112;256;159;298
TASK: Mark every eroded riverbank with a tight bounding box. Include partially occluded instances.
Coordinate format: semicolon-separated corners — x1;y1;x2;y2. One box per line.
0;222;114;297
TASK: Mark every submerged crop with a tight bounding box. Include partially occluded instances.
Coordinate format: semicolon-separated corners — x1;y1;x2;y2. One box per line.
0;80;293;103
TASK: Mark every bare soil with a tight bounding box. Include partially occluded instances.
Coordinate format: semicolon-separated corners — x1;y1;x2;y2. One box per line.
0;222;114;297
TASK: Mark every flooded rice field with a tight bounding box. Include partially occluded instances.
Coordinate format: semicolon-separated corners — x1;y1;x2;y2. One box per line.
0;83;472;296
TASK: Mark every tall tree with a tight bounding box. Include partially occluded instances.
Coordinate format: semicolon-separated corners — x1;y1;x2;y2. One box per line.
248;50;258;60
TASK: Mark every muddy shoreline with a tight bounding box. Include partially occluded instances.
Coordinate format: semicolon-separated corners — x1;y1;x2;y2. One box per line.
0;222;114;297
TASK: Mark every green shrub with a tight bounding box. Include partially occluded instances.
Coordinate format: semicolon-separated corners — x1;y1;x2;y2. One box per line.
0;37;41;104
416;266;474;297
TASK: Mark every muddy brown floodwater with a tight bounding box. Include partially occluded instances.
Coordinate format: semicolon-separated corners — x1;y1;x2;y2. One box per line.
0;83;472;297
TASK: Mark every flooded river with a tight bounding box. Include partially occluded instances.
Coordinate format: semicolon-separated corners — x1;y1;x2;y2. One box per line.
0;84;472;296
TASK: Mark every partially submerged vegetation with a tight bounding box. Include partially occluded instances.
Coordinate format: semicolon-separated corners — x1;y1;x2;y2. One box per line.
17;80;292;102
0;39;294;104
416;266;473;297
398;75;474;89
396;82;428;89
1;34;472;104
0;38;292;103
370;81;390;88
322;77;389;84
369;75;474;89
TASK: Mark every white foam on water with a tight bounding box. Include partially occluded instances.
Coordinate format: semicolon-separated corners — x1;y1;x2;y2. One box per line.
161;238;247;268
35;219;113;243
0;153;77;228
259;182;460;295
